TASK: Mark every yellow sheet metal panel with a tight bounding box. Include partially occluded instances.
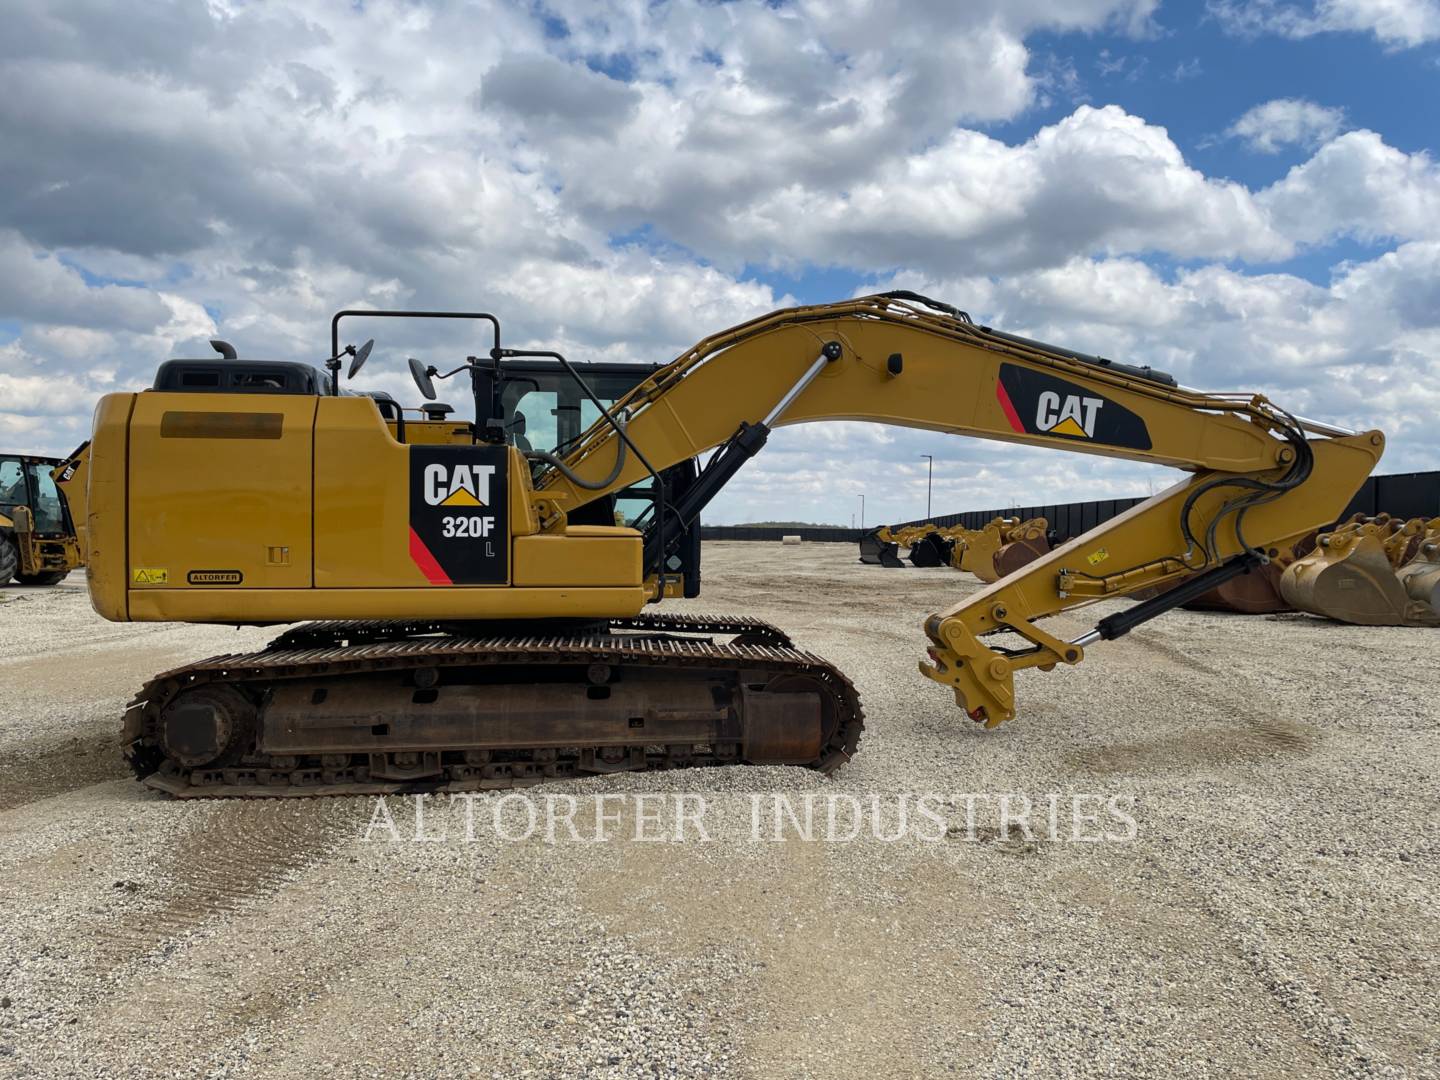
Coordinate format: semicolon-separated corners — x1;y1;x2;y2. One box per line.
85;393;136;621
125;584;648;622
127;392;317;589
397;419;476;445
313;401;539;587
513;528;642;587
314;397;424;588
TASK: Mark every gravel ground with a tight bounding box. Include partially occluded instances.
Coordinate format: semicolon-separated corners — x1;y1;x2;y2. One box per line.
1;543;1436;1079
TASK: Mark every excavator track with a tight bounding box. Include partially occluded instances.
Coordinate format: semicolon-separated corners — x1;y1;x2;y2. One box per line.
122;614;862;798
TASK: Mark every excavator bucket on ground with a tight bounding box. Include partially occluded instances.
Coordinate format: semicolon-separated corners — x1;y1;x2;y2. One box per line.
858;527;906;567
991;518;1052;579
908;531;953;567
956;517;1053;583
1280;515;1440;626
954;517;1013;583
1181;533;1315;614
1183;561;1288;614
858;529;904;570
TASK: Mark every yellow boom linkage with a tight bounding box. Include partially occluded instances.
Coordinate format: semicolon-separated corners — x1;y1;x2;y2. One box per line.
536;294;1383;726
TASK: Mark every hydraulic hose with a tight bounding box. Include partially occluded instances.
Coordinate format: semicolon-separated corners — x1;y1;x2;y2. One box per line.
525;411;629;491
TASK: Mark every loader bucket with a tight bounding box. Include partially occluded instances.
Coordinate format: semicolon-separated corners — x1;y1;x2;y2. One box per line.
858;530;895;566
1280;517;1440;627
908;532;954;567
991;521;1053;579
1183;561;1288;614
1182;532;1315;614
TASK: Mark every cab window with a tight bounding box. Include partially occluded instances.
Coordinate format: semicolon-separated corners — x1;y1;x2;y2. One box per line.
25;464;66;533
0;458;24;510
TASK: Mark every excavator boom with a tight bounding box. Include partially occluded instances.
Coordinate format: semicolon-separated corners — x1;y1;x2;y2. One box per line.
536;293;1383;724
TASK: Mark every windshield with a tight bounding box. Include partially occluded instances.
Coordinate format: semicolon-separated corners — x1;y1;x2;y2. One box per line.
500;367;650;456
499;364;672;529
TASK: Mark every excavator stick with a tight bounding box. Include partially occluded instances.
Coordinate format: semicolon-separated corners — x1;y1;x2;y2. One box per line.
922;431;1384;726
1280;516;1440;626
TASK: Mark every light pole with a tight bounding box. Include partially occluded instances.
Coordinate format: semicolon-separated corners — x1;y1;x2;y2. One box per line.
920;454;933;519
858;493;865;531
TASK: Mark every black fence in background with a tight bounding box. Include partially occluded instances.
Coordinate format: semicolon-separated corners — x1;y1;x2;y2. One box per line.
701;525;863;542
699;470;1438;545
888;469;1440;543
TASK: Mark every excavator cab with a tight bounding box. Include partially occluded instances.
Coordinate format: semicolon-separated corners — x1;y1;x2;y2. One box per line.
490;357;704;592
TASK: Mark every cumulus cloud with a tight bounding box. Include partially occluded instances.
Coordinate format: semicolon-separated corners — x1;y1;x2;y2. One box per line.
1209;0;1440;47
1226;98;1346;153
0;0;1434;525
1260;131;1440;246
479;54;641;136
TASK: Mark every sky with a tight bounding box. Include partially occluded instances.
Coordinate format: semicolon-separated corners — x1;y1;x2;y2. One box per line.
1;0;1438;527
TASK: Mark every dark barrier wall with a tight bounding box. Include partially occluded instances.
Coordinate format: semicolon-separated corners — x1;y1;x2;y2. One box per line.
888;469;1439;543
701;525;864;542
699;471;1436;544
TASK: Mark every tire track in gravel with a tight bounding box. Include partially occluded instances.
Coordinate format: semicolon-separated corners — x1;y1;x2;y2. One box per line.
1066;671;1317;776
90;801;355;975
0;730;129;811
0;643;207;811
1186;867;1404;1079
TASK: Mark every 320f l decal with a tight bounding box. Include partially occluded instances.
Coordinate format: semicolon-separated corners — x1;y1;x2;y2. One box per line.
408;446;509;585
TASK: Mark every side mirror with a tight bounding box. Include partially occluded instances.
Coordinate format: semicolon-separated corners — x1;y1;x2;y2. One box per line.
408;357;437;400
348;339;374;379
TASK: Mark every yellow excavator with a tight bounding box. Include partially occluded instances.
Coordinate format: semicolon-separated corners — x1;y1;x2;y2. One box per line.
78;293;1383;796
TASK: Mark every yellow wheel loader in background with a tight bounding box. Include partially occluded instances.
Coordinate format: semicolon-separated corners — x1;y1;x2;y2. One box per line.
75;293;1386;797
0;451;85;586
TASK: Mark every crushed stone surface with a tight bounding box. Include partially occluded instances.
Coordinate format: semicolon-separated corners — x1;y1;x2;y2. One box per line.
0;545;1436;1079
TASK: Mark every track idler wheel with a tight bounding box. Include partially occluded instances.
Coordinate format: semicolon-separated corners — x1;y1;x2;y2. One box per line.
158;685;259;768
741;676;830;766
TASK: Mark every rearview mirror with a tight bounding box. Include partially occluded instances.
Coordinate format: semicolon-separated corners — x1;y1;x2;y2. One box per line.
408;357;437;400
348;338;374;378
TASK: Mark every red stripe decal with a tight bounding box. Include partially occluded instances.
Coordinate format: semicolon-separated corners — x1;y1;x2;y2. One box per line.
409;527;452;585
995;378;1026;434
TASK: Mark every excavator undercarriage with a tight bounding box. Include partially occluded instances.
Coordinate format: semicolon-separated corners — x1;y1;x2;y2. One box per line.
127;614;863;797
